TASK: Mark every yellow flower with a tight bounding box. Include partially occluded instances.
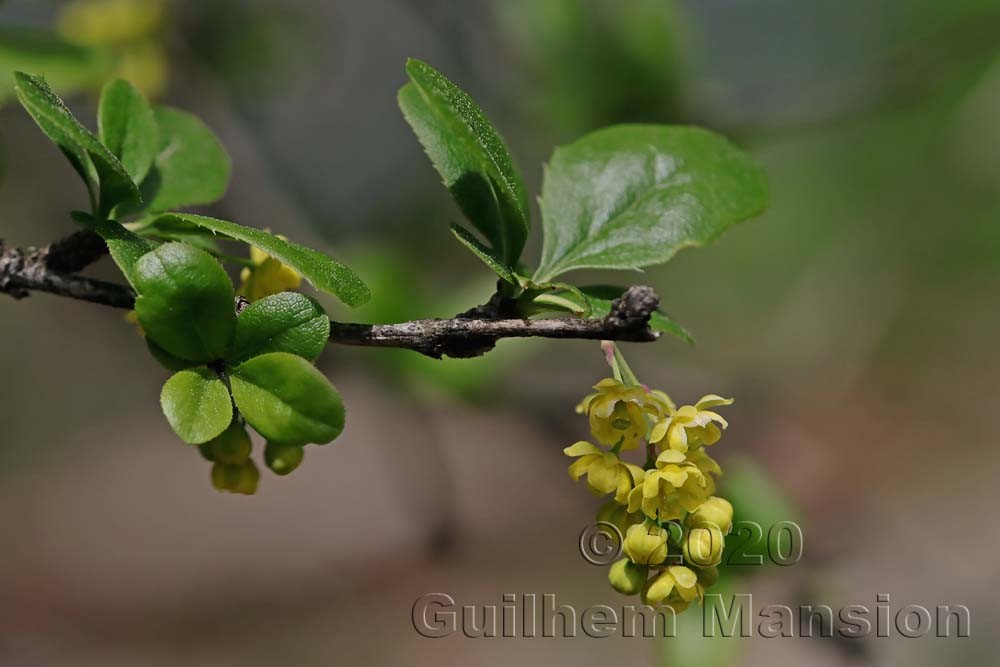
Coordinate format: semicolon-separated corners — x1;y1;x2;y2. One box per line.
686;496;734;534
58;0;165;46
627;449;713;521
576;378;666;450
564;441;645;503
239;244;302;301
685;447;722;496
643;565;701;609
609;558;647;595
623;521;670;565
683;525;725;567
649;394;734;454
116;42;169;99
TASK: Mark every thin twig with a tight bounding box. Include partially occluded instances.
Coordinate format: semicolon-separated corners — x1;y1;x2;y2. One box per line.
1;239;661;358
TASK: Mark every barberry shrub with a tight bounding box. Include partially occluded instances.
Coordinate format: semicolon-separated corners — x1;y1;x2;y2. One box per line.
10;57;766;523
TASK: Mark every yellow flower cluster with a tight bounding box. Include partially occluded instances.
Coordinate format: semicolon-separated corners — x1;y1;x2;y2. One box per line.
565;377;736;613
58;0;170;98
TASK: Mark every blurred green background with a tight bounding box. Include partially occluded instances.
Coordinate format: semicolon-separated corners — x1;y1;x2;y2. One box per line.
0;0;996;665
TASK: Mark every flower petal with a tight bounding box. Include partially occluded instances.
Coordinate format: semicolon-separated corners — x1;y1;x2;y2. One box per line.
656;449;686;465
564;441;603;457
649;418;670;444
668;566;698;589
695;395;734;410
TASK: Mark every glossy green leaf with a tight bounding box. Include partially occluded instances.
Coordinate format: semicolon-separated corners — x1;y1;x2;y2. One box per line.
160;367;234;444
230;291;330;364
98;78;158;185
133;106;231;213
71;211;157;286
230;352;345;446
399;58;529;264
154;213;370;307
147;337;198;372
14;71;139;215
133;242;236;362
0;28;112;103
534;125;768;282
449;223;518;285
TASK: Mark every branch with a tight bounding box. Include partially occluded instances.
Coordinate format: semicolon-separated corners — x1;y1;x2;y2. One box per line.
1;238;134;309
330;286;660;358
1;239;660;358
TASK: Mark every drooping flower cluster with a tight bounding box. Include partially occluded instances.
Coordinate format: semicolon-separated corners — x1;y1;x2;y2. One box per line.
565;376;736;613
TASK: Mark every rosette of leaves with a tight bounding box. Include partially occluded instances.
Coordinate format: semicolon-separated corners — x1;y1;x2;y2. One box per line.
143;243;343;471
399;58;769;342
12;73;367;489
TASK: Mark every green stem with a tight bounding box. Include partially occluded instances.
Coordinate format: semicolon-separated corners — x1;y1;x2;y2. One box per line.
603;341;641;386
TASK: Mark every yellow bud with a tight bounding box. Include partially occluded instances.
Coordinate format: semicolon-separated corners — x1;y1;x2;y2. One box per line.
210;460;259;495
234;460;260;495
206;422;252;465
608;558;647;596
687;496;733;534
265;441;304;476
683;526;725;567
239;240;302;301
211;462;241;492
623;521;669;566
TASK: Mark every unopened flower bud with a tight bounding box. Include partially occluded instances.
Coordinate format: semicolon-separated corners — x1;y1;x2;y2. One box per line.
687;496;733;534
683;525;725;567
206;422;252;465
608;558;647;595
234;460;260;495
623;521;669;566
210;460;259;495
265;441;304;475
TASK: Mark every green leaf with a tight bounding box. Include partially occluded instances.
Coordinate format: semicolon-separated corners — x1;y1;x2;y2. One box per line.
449;223;518;285
534;125;768;282
0;28;112;103
133;242;237;362
154;213;370;307
399;58;529;265
721;457;802;575
133;106;231;214
230;352;345;446
579;285;694;344
14;71;139;215
98;78;158;185
71;211;157;286
147;337;198;372
160;367;234;444
230;291;330;364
